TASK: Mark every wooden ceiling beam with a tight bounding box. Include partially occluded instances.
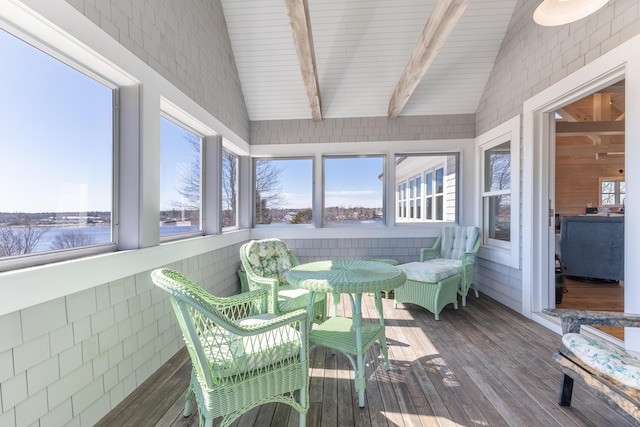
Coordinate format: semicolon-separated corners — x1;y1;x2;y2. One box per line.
284;0;322;121
556;121;625;136
388;0;468;119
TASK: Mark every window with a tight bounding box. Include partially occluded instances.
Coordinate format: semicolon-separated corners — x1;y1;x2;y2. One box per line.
324;156;384;225
477;115;520;268
254;158;313;225
483;142;511;244
395;155;458;223
159;116;202;237
222;149;238;228
0;28;114;261
600;178;625;206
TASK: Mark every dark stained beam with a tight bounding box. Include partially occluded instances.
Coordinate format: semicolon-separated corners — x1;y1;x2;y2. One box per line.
284;0;322;121
388;0;468;119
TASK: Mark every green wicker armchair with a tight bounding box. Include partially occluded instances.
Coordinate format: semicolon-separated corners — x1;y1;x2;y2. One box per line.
151;268;309;427
395;226;481;320
239;238;326;323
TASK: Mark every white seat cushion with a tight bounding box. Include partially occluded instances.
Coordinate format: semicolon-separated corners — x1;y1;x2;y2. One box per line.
397;259;460;283
563;332;640;389
202;313;301;377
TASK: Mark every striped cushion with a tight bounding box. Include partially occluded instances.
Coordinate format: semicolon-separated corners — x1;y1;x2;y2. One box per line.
563;333;640;389
397;259;460;283
440;226;480;260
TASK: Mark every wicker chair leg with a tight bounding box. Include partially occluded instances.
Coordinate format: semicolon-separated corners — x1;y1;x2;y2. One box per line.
183;385;195;417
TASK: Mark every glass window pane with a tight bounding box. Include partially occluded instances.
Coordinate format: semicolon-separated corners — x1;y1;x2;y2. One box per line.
222;149;238;228
159;117;201;236
484;195;511;242
485;141;511;192
0;29;113;258
426;172;433;196
324;156;383;225
436;168;444;194
255;158;312;225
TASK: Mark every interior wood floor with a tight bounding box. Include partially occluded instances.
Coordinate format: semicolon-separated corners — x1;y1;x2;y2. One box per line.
556;276;625;340
97;293;636;427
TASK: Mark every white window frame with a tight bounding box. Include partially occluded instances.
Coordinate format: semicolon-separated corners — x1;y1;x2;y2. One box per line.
0;21;121;271
477;115;521;268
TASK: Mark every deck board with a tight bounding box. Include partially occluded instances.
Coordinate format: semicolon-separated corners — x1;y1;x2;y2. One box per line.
96;293;637;427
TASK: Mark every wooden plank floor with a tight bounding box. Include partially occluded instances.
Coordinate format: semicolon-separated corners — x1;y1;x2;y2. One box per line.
556;277;624;339
97;293;636;427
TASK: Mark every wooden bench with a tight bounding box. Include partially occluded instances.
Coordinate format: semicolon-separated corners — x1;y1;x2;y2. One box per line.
543;308;640;423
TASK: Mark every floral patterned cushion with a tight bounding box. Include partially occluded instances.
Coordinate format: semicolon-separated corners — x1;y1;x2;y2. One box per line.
397;259;460;283
563;333;640;389
245;239;294;285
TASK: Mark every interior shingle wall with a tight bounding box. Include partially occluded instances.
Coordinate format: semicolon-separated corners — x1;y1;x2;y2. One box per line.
0;243;242;426
250;114;475;144
63;0;250;141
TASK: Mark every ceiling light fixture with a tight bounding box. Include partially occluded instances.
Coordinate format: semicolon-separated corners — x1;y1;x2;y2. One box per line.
533;0;609;26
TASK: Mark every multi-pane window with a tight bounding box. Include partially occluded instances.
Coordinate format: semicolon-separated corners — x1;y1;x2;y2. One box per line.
159;117;202;237
324;156;384;225
222;149;238;228
396;155;458;223
477;116;520;267
0;29;114;259
600;178;625;206
254;158;312;225
483;141;511;243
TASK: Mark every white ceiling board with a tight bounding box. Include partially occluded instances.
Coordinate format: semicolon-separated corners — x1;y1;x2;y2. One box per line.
221;0;518;121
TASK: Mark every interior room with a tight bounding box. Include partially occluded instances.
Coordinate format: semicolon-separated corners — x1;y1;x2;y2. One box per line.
1;0;640;426
554;80;626;339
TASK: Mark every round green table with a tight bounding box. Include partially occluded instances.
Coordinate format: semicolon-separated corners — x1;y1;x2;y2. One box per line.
286;260;406;407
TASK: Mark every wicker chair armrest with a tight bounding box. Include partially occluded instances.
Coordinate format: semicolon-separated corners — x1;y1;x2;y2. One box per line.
420;236;442;261
208;288;269;308
245;271;280;290
543;308;640;334
460;251;477;266
215;308;308;337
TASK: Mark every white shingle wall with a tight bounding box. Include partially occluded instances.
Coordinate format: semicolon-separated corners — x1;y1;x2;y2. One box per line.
64;0;250;142
251;114;476;144
0;242;242;426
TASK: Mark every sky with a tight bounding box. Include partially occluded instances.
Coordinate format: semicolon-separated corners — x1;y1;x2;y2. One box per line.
0;28;383;214
0;29;112;213
260;157;383;210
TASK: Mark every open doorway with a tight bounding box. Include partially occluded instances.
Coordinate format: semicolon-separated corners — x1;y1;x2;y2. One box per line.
553;79;625;339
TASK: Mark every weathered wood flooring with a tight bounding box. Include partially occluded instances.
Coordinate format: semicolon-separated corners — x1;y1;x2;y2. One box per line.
97;293;636;427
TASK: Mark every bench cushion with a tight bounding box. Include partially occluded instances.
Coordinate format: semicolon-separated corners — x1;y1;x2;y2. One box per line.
563;332;640;389
397;259;460;283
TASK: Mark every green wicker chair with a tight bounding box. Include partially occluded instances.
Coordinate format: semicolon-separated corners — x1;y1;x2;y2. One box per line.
239;238;326;323
151;268;309;427
395;226;481;320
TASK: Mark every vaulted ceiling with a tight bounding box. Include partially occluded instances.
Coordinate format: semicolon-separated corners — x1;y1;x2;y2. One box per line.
220;0;518;122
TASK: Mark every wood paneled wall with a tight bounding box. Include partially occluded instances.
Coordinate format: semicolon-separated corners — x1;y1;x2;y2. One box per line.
556;136;625;217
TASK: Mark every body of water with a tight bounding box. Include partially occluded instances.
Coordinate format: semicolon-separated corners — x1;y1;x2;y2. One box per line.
32;225;199;253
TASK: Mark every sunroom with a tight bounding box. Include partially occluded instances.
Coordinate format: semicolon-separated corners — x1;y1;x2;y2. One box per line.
1;0;640;425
